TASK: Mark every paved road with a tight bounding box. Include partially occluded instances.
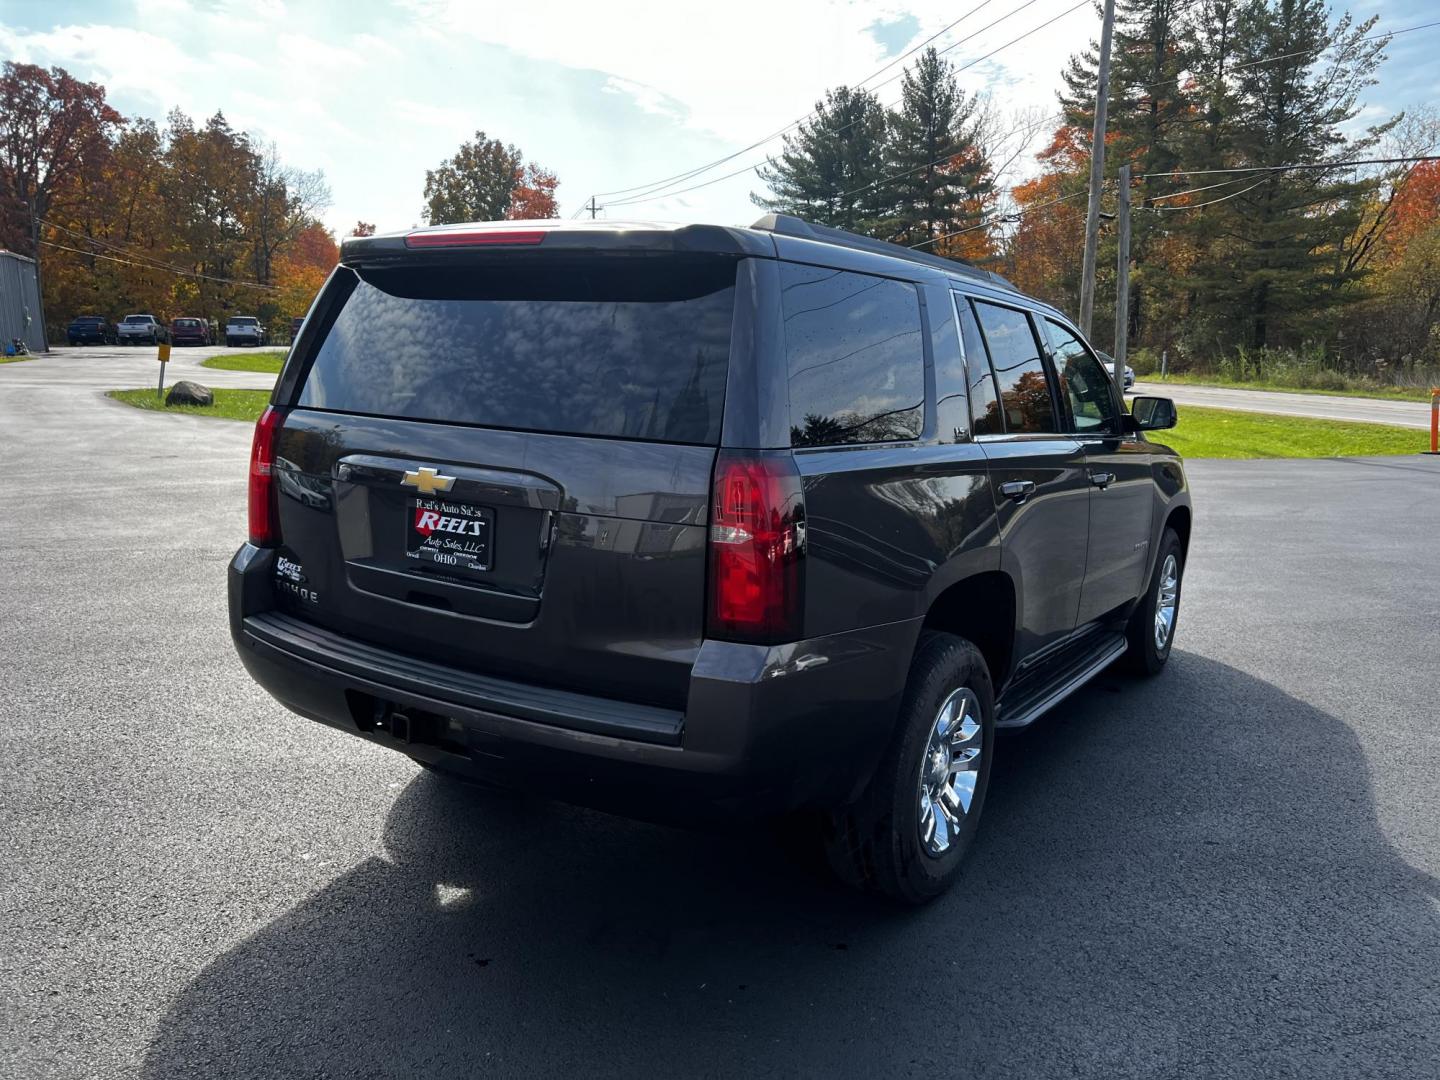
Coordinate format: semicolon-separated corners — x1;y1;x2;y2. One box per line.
1133;380;1433;429
0;342;280;394
3;354;1439;1078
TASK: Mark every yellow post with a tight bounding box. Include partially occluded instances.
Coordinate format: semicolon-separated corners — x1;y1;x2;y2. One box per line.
156;341;172;399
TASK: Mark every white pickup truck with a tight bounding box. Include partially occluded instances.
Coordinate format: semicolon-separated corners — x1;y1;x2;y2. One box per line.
116;314;168;346
225;316;266;347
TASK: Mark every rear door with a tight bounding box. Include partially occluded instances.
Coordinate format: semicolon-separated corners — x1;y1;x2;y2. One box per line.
1042;316;1154;623
267;253;741;710
961;294;1090;661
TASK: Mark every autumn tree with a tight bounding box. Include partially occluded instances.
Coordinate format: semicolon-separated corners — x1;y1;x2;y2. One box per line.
1004;126;1090;310
423;131;521;223
274;222;338;319
0;62;123;254
508;163;559;219
350;221;376;236
248;140;331;285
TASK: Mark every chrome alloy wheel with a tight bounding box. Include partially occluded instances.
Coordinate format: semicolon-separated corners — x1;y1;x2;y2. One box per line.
917;688;983;858
1154;553;1180;650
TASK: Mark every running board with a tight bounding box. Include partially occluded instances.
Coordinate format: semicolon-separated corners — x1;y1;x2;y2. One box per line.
995;632;1128;730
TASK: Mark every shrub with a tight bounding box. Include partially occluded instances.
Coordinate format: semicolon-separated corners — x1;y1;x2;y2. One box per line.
1129;347;1160;376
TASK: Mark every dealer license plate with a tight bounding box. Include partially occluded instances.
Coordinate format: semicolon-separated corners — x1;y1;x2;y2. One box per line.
405;497;494;575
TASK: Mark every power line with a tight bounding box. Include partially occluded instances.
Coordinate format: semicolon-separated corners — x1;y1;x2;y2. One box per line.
43;219;207;279
589;0;1024;202
1143;173;1261;203
909;186;1093;248
1228;17;1440;76
1136;155;1440;180
1144;175;1269;211
597;0;1084;208
604;0;1091;210
39;239;279;290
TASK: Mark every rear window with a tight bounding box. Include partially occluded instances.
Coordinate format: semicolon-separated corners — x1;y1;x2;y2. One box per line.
297;260;736;444
175;319;200;328
780;264;924;447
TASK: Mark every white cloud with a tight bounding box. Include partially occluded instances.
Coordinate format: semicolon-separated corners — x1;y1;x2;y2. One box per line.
601;77;686;123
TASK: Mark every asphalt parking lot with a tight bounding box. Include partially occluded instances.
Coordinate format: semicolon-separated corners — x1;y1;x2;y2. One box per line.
3;349;1439;1078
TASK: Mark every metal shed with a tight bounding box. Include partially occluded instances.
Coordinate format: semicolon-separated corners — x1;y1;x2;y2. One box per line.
0;250;47;353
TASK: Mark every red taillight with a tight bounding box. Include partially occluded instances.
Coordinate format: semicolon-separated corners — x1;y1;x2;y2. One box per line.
404;229;546;248
248;405;283;546
707;451;806;644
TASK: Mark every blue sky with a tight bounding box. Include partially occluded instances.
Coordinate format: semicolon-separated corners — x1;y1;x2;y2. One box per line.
2;0;1436;237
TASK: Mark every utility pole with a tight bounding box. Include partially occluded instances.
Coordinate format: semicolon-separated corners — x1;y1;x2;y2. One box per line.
28;198;50;353
587;196;598;220
1079;0;1116;339
1113;163;1131;392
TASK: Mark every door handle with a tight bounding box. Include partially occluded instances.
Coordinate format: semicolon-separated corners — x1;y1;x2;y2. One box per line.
1089;471;1116;489
999;480;1036;502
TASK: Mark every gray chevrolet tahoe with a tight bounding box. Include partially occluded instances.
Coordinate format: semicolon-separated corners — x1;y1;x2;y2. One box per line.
229;215;1190;903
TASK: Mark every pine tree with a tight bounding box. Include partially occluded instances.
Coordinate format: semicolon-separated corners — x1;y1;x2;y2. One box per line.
1187;0;1392;349
1061;0;1193;349
886;48;994;249
752;86;889;232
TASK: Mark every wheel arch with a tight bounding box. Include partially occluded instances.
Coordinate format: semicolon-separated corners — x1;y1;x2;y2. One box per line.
1165;503;1192;558
920;570;1017;691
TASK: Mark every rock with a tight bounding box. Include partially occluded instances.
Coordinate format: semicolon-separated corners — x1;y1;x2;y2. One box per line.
166;380;214;407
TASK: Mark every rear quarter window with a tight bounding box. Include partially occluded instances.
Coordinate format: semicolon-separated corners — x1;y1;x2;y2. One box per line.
296;259;736;444
972;301;1057;434
780;264;924;447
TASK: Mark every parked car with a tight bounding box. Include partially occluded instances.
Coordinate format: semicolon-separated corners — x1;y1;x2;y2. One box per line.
1095;350;1136;390
228;216;1190;903
66;315;115;345
116;314;168;345
225;316;266;347
170;317;213;346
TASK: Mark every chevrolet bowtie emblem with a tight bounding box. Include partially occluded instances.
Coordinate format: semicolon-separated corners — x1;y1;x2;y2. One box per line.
401;467;456;496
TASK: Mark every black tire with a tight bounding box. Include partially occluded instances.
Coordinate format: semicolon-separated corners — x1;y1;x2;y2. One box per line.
1124;526;1184;674
823;631;995;905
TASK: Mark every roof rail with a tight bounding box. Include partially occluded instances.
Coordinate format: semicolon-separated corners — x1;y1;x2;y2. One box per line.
750;214;1014;290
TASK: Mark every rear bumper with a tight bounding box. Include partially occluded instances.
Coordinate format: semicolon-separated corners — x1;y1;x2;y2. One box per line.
229;543;918;821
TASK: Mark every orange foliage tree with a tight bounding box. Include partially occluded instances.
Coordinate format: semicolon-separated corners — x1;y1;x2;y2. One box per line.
1003;126;1088;311
274;222;338;319
507;163;559;220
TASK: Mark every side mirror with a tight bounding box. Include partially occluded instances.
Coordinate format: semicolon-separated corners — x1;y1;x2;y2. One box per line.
1128;395;1177;431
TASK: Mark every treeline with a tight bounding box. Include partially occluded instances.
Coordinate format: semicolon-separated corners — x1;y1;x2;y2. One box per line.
0;62;337;340
757;1;1440;383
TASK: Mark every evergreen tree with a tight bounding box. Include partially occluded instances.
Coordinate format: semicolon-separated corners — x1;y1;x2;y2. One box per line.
1061;0;1193;349
752;86;889;232
886;48;994;249
1188;0;1392;348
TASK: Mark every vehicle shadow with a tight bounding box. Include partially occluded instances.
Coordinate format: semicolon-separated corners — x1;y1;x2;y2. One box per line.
142;654;1440;1079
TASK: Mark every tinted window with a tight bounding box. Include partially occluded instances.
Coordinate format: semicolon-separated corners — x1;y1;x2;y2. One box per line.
782;264;924;447
956;297;1002;436
298;260;735;444
973;302;1056;434
1046;318;1119;434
